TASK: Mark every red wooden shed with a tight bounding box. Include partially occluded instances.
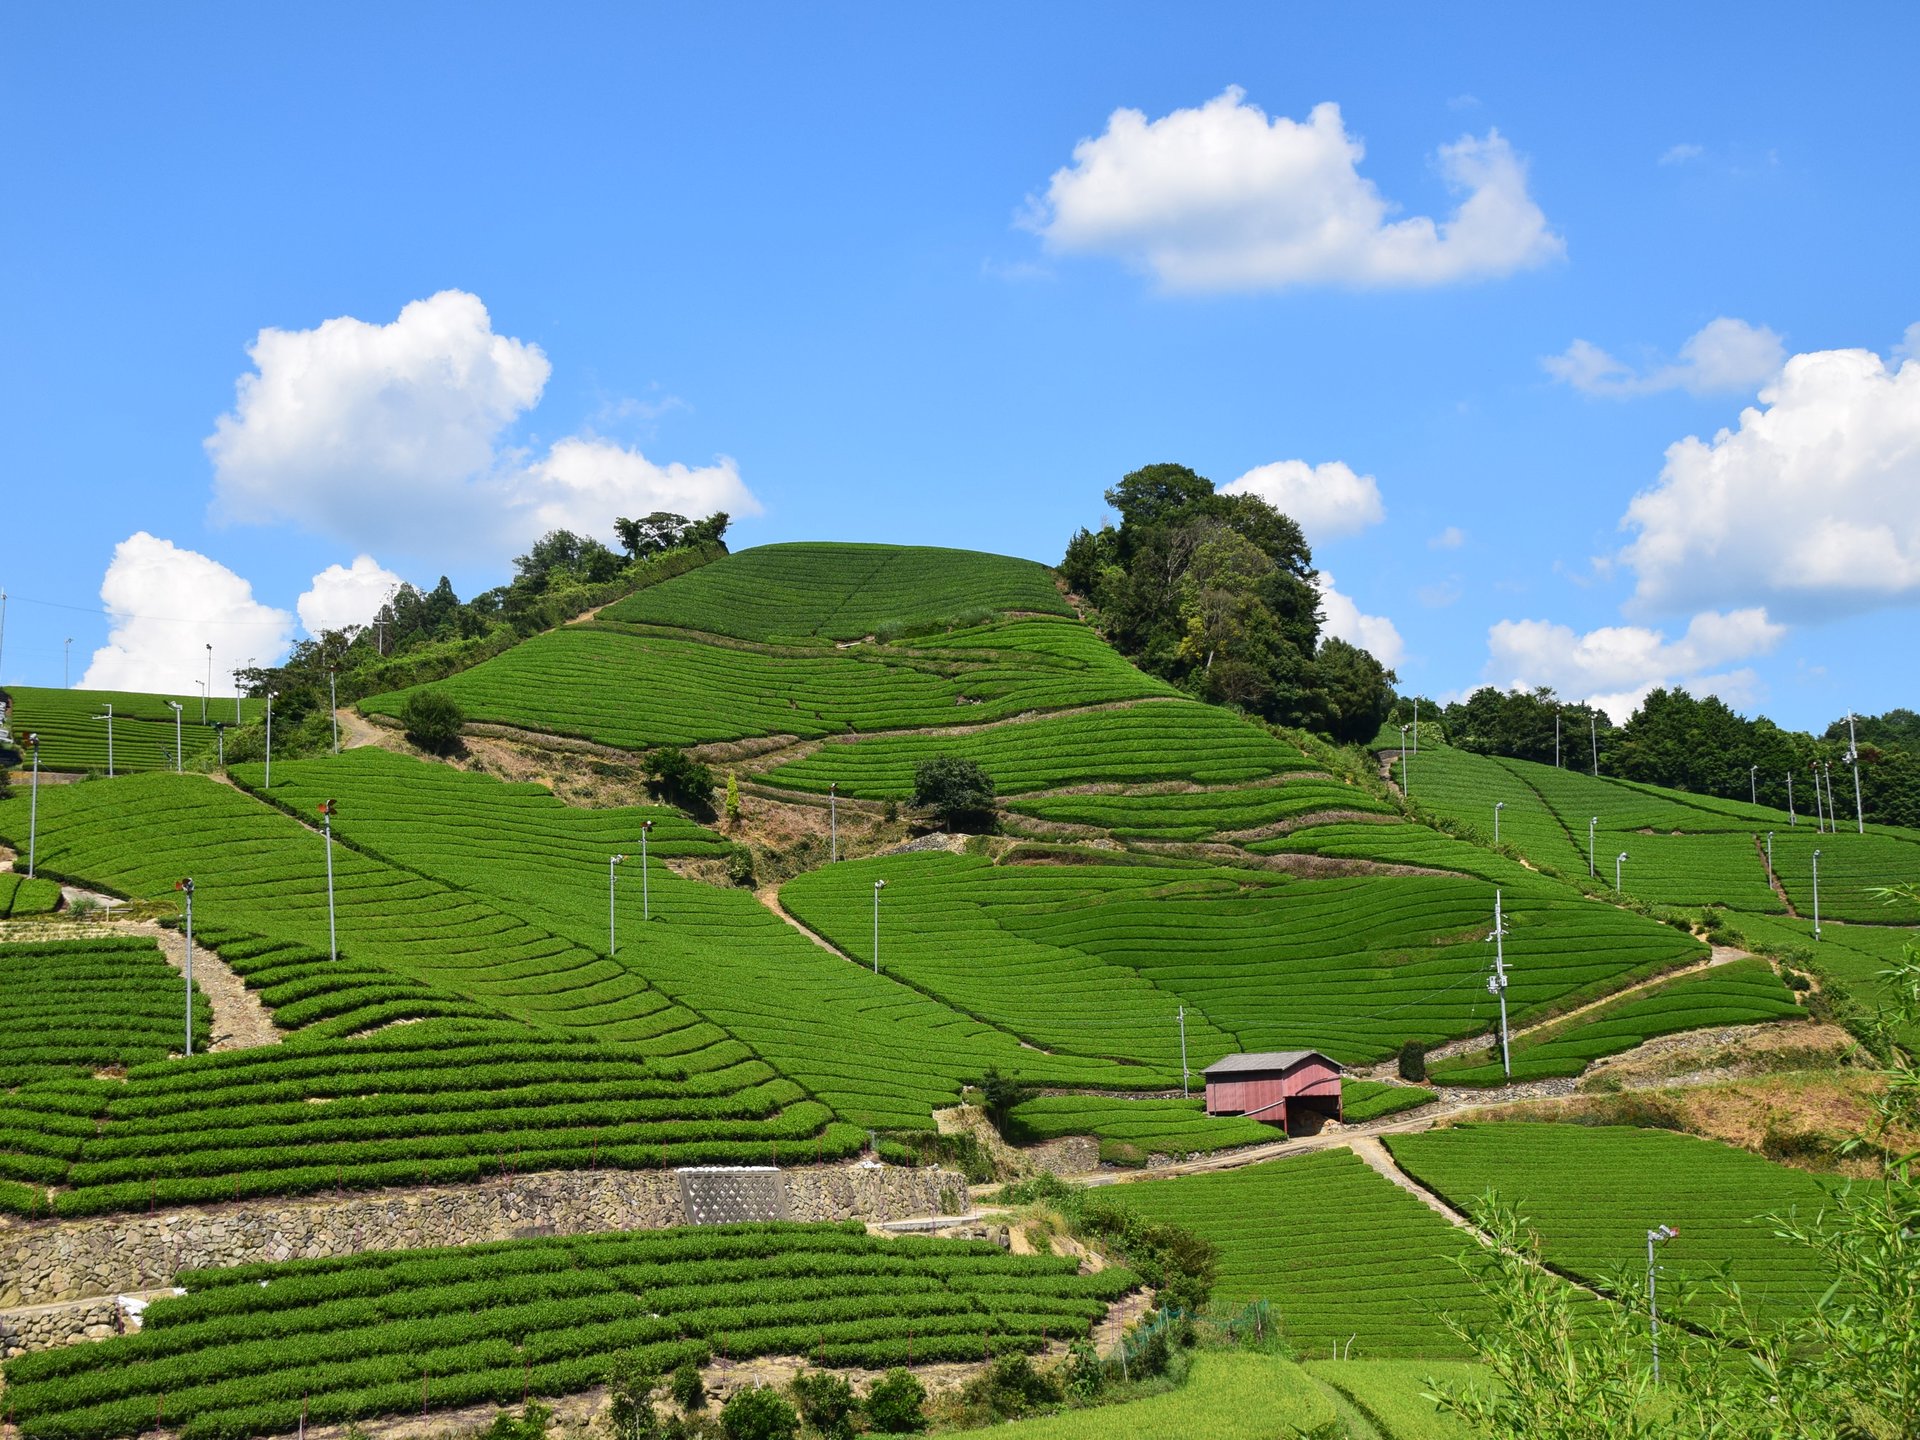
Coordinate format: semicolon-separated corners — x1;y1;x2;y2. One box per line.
1203;1051;1343;1134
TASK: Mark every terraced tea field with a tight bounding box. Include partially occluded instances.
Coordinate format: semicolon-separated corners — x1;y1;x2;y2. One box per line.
602;541;1073;641
1385;1124;1836;1324
760;698;1314;798
1006;777;1393;842
1427;957;1801;1086
994;1352;1340;1437
1113;1151;1495;1357
0;937;209;1089
0;871;62;917
4;687;265;773
1;1222;1135;1439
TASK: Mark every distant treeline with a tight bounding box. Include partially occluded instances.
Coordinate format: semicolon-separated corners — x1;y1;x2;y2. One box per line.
1395;684;1920;829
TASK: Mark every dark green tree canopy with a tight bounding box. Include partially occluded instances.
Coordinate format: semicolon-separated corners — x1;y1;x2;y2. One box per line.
643;746;716;815
911;755;997;831
398;689;465;755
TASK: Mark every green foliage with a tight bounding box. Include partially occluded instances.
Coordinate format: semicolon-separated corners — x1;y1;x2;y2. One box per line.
478;1402;552;1440
644;746;716;813
961;1354;1061;1420
1342;1079;1437;1123
602;542;1069;643
861;1369;927;1434
614;511;730;561
975;1065;1034;1132
0;937;211;1088
0;871;62;918
788;1369;856;1439
1398;1040;1429;1083
720;1385;797;1440
607;1351;662;1440
670;1360;707;1412
1004;1096;1279;1157
724;771;741;824
0;685;266;773
398;688;465;754
908;755;995;831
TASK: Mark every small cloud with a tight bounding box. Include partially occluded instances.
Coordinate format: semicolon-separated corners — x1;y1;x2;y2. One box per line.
1447;93;1482;111
591;388;690;431
80;533;294;694
1659;143;1705;166
1427;525;1466;551
1315;571;1405;667
298;556;405;637
1417;579;1463;608
980;257;1054;283
1894;321;1920;363
1543;317;1785;398
1221;459;1385;543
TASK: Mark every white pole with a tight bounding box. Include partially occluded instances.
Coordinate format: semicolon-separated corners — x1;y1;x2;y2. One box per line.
215;724;223;768
1588;817;1597;878
1646;1226;1676;1384
1787;771;1796;825
1413;697;1419;753
830;782;837;863
196;681;206;727
64;638;72;688
1812;765;1824;832
1749;765;1757;806
1766;831;1773;880
265;692;275;788
168;701;183;773
1178;1005;1189;1098
1399;725;1409;795
1812;849;1822;940
205;644;212;722
1616;851;1628;892
1493;801;1504;845
641;821;652;922
25;734;39;877
1555;710;1561;769
96;704;114;777
177;878;195;1056
1826;762;1842;836
329;670;339;756
321;804;338;963
1591;713;1599;776
1489;890;1511;1080
609;854;624;953
1847;714;1864;835
235;671;243;724
872;879;885;973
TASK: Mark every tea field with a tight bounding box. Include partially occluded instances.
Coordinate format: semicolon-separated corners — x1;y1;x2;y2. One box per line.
0;937;209;1089
0;870;62;917
4;686;264;773
0;1221;1135;1440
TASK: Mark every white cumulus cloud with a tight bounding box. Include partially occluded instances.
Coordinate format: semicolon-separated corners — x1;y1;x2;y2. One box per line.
1543;317;1785;398
80;533;294;695
1483;607;1785;721
205;290;759;563
1428;526;1466;550
1315;572;1405;669
1619;335;1920;618
1027;89;1562;291
297;556;405;637
1220;459;1384;542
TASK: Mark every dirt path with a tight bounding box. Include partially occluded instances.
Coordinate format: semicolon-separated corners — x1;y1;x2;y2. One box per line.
1348;1134;1476;1231
147;921;282;1050
334;707;395;752
754;887;857;962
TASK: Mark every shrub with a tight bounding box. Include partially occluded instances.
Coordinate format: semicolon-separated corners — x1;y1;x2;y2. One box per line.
911;755;996;832
790;1370;856;1439
478;1402;552;1440
1063;1339;1103;1404
724;772;742;824
608;1351;662;1440
963;1354;1060;1419
670;1359;707;1412
862;1370;927;1434
645;746;716;814
720;1385;797;1440
1397;1040;1428;1083
976;1065;1035;1134
399;689;465;754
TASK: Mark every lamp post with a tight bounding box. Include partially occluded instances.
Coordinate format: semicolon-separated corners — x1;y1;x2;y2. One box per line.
1766;831;1773;881
608;854;625;954
94;704;114;777
1616;851;1629;892
872;879;886;974
213;722;225;768
829;782;838;863
235;667;245;724
196;681;207;726
1486;890;1511;1080
205;644;213;722
1177;1005;1189;1097
1412;697;1419;753
1812;849;1822;940
1787;771;1796;826
317;800;338;962
63;638;72;688
1590;712;1599;777
1493;801;1504;845
175;877;196;1056
329;668;339;756
640;820;653;921
1588;816;1598;878
24;733;39;877
1646;1224;1679;1383
166;701;184;773
1398;724;1411;795
265;692;276;788
1812;764;1825;832
1749;765;1757;806
1847;713;1864;835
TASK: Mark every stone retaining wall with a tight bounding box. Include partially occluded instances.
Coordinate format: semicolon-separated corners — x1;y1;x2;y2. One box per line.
0;1296;124;1359
0;1163;963;1314
1024;1136;1100;1176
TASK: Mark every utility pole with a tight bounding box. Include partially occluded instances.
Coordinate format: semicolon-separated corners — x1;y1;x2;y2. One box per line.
1486;891;1511;1081
1812;849;1823;940
64;638;72;688
214;722;225;769
95;704;114;777
641;820;653;921
1749;765;1758;805
24;733;39;877
1588;816;1598;879
1647;1225;1678;1384
1825;761;1841;836
1412;697;1419;753
1177;1006;1189;1098
1493;801;1504;845
166;701;183;773
1786;771;1796;825
1398;725;1411;795
1766;831;1773;881
265;692;276;788
829;782;838;862
1812;764;1824;832
872;879;886;973
1616;851;1629;892
1846;713;1864;835
318;800;338;962
1590;712;1599;777
175;878;196;1056
608;854;625;953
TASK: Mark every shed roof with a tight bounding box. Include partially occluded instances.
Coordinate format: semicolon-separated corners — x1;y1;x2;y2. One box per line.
1202;1050;1340;1077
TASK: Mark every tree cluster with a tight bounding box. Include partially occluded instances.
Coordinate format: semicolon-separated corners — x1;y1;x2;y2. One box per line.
1061;463;1395;742
1424;685;1920;827
614;511;731;561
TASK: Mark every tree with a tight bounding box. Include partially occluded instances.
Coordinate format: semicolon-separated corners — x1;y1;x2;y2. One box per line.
911;755;996;831
605;1351;661;1440
789;1370;856;1440
862;1370;928;1434
724;771;742;825
1308;637;1397;744
719;1384;797;1440
399;689;465;754
975;1065;1034;1133
643;747;715;814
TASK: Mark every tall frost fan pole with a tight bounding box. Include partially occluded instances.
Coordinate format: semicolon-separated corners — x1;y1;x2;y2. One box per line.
1177;1006;1189;1098
1486;891;1511;1081
1847;713;1865;834
1812;849;1823;940
1555;708;1561;769
1787;770;1796;825
175;878;196;1056
1590;713;1599;777
608;854;625;953
829;782;838;863
318;800;338;962
872;879;886;974
1812;763;1825;832
641;820;653;922
25;733;40;877
265;691;276;789
329;667;339;756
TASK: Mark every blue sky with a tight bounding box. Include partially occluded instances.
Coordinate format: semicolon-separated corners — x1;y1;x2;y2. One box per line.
3;4;1916;730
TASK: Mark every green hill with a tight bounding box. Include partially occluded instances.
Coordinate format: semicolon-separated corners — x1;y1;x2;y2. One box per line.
4;686;265;773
